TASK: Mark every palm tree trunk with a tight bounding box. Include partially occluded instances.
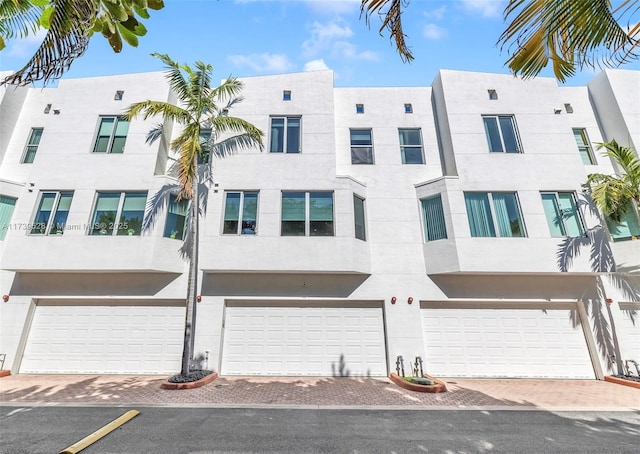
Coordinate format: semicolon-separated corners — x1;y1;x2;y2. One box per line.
181;158;200;376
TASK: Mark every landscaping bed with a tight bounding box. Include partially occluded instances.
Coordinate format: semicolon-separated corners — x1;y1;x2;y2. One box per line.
389;373;447;393
160;370;218;390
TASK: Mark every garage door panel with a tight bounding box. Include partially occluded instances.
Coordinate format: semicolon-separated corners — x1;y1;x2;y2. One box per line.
21;304;184;374
222;304;386;376
422;307;594;379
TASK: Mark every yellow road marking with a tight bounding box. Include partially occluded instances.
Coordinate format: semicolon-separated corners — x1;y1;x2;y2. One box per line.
58;409;140;454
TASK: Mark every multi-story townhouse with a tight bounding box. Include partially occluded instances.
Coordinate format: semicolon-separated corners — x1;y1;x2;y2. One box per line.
0;68;638;380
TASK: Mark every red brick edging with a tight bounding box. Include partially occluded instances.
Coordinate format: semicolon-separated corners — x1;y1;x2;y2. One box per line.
389;373;447;393
0;370;11;378
160;372;218;390
604;375;640;390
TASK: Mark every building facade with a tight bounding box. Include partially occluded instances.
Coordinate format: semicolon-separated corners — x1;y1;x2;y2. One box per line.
0;68;638;379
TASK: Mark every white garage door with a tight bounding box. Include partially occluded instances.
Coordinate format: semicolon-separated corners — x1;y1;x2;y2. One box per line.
21;302;184;374
619;303;640;364
221;303;387;376
422;305;595;379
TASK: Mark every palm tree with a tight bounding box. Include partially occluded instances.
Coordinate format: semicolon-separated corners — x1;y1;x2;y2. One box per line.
124;53;264;377
1;0;163;86
586;140;640;224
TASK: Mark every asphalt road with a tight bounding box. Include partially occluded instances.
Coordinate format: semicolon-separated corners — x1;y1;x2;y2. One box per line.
2;406;639;453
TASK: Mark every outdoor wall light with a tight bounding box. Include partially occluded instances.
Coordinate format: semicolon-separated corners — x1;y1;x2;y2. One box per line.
391;296;397;304
2;295;9;302
197;295;202;302
606;298;614;304
407;297;414;304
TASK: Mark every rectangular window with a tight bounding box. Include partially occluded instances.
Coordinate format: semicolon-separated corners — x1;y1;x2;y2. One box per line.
92;116;130;153
283;90;291;101
223;191;258;235
0;195;17;241
422;195;447;241
465;192;526;237
356;104;364;114
22;128;43;163
573;128;596;165
90;191;146;236
399;128;424;164
404;103;413;114
353;195;366;241
198;128;212;164
350;129;374;164
164;194;189;240
607;202;640;241
482;115;522;153
281;191;334;236
270;116;301;153
31;191;73;235
541;192;585;237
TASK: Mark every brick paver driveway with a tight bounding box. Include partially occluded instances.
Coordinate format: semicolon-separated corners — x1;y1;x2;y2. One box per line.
1;375;639;409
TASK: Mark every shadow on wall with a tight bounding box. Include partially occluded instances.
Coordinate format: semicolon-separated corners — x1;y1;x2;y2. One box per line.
559;194;639;375
331;354;372;378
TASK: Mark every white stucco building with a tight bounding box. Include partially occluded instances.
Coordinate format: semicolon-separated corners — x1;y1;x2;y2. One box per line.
1;68;638;379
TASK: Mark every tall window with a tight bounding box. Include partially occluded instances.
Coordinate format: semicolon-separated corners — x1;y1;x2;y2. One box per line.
465;192;526;237
353;195;366;241
31;191;73;235
541;192;585;237
482;115;522;153
197;128;212;164
422;195;447;241
270;116;301;153
93;116;130;153
223;191;258;235
399;128;424;164
607;202;640;241
350;129;374;164
164;194;189;240
0;196;17;241
22;128;43;163
90;192;146;235
281;191;334;236
573;128;596;165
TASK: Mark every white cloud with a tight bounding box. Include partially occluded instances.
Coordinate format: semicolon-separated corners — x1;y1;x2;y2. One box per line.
424;6;447;20
423;24;447;40
460;0;505;18
5;29;46;57
302;20;353;57
228;53;295;73
332;41;379;61
304;59;330;71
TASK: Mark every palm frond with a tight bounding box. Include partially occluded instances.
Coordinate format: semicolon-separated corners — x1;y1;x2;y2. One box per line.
360;0;414;62
2;0;98;86
0;0;43;45
123;100;190;123
499;0;640;82
210;133;263;160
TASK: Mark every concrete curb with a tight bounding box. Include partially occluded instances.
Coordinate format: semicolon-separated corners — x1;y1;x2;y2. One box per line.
604;375;640;390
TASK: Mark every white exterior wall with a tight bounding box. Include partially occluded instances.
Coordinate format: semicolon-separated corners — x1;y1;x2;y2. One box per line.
0;68;638;377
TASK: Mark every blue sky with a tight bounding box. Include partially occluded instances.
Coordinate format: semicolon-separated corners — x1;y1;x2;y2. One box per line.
2;0;639;87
